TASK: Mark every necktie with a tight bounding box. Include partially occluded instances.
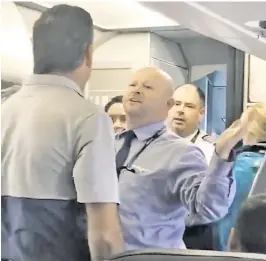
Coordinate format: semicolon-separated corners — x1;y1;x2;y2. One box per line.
116;130;136;169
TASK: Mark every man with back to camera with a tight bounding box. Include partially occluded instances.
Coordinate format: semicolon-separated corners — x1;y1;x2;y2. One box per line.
168;84;216;164
115;66;254;251
105;95;126;133
1;4;124;261
228;194;266;254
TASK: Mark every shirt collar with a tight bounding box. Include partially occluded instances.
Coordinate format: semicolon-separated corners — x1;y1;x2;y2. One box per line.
23;74;84;97
116;121;166;141
184;129;199;141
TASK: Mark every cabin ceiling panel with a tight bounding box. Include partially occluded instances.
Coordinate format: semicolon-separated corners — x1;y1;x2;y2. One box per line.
199;2;266;26
1;2;33;83
140;1;266;61
16;5;41;38
38;1;179;29
15;4;108;45
153;29;204;43
179;38;230;66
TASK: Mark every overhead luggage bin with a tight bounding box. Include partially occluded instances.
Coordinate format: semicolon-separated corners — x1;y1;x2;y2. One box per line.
140;1;266;61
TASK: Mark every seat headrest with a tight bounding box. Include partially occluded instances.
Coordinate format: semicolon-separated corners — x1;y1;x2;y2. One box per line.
110;249;266;261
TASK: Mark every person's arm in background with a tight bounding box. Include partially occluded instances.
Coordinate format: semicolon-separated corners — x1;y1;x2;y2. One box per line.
73;110;124;260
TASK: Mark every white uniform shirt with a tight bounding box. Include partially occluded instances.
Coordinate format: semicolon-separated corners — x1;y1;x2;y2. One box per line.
184;129;216;165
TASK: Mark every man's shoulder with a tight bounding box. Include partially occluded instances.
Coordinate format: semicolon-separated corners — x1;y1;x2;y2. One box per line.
79;102;111;127
82;100;105;116
62;94;106;119
199;131;217;145
160;131;207;166
161;130;198;151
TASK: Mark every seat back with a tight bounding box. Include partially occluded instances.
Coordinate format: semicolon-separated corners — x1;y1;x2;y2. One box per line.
213;151;264;251
249;154;266;195
110;249;266;261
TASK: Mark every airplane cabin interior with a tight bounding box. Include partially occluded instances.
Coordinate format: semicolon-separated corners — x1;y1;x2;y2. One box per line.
1;1;266;261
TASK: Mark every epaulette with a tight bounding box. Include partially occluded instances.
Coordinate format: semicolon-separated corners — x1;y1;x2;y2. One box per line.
202;134;216;144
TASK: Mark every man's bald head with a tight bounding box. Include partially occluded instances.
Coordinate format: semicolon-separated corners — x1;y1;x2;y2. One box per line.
133;67;174;96
123;67;174;129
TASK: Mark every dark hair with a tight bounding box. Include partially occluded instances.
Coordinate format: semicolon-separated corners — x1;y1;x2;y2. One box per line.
234;194;266;254
33;4;93;74
175;83;206;107
104;95;123;112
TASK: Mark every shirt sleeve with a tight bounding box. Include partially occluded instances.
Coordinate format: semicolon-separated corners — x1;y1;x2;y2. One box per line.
167;145;236;223
73;111;119;204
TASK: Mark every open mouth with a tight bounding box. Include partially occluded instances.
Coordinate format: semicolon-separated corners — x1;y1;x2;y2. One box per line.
174;118;185;123
129;98;141;103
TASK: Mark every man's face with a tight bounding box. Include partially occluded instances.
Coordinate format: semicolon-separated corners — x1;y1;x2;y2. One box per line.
168;85;204;137
107;102;126;133
123;68;171;121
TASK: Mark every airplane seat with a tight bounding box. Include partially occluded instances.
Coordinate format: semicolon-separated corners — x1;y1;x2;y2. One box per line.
109;249;266;261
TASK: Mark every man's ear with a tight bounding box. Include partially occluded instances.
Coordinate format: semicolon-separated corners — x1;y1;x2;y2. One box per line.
199;107;205;121
167;98;174;110
85;44;93;69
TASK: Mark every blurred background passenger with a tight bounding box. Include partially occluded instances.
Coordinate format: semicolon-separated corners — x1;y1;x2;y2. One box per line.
105;95;126;133
168;84;215;164
228;194;266;254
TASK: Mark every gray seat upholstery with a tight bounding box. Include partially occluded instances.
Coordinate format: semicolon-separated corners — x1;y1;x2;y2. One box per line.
110;249;266;261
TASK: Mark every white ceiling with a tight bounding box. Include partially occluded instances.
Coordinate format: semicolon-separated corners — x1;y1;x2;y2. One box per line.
36;0;179;29
35;1;266;60
15;5;118;47
1;2;33;83
2;0;266;84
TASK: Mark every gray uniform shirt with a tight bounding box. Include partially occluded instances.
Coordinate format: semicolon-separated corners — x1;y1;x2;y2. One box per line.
1;74;119;261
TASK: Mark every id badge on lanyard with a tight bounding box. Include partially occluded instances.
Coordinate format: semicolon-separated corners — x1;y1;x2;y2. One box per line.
117;127;165;178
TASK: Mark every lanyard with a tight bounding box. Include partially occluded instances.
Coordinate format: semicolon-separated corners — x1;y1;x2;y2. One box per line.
117;127;166;177
190;129;200;144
